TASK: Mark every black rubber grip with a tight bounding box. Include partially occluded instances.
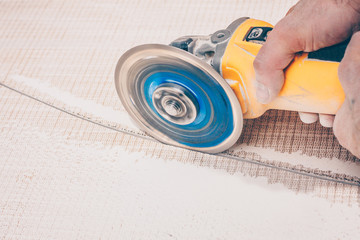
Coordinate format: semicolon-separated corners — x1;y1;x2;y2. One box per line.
307;40;349;62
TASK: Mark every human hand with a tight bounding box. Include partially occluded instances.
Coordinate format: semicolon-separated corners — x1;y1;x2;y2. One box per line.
253;0;360;157
334;31;360;157
254;0;360;127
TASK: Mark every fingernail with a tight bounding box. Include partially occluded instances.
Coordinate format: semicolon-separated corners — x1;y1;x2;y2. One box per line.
299;112;319;124
255;81;270;104
319;114;335;128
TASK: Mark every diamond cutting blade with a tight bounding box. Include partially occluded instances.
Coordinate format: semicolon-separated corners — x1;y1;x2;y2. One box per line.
114;44;243;153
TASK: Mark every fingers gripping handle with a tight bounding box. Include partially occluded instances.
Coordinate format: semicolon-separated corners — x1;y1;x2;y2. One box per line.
222;18;346;118
269;42;347;115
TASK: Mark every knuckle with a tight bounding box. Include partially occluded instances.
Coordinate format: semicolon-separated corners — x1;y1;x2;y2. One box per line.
272;26;291;40
271;18;303;45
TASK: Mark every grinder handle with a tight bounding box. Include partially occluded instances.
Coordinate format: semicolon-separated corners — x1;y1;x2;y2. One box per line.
221;18;346;119
268;41;346;115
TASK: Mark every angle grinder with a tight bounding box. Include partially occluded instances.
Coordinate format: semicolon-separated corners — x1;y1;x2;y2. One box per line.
114;17;346;153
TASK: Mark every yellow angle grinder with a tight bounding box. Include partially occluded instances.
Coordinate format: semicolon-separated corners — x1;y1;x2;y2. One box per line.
114;17;346;153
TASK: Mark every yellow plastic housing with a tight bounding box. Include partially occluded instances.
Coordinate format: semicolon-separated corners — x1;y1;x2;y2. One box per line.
221;19;345;119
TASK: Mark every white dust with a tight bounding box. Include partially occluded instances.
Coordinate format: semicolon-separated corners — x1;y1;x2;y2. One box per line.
10;74;360;180
11;74;137;129
1;124;359;239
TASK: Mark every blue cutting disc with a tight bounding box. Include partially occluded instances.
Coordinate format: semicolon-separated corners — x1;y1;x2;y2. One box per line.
115;44;243;153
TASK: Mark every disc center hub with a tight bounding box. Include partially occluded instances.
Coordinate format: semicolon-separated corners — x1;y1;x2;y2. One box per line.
152;84;198;125
162;97;185;117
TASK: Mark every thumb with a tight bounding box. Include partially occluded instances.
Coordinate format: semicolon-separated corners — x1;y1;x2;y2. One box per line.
253;18;303;104
337;31;360;128
334;31;360;157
